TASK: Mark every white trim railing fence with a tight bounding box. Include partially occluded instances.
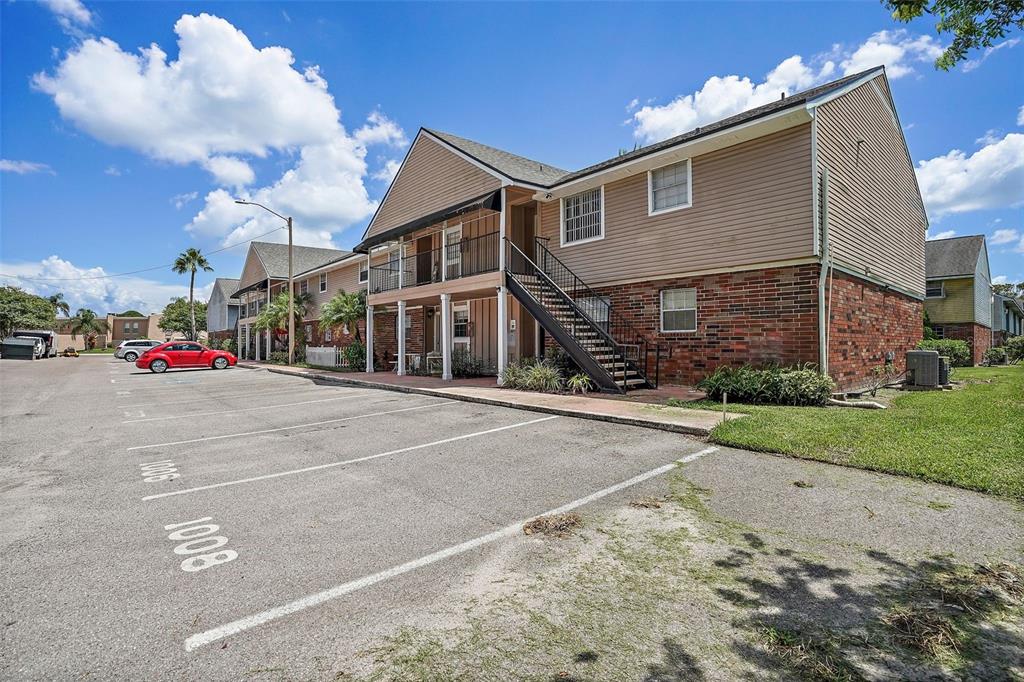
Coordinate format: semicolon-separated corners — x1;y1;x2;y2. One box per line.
305;345;351;369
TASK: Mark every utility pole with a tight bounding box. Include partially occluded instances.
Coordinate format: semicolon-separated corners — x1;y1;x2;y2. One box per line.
287;216;295;365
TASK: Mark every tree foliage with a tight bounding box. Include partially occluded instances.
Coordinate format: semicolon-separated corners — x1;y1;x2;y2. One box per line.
66;308;108;349
884;0;1024;69
48;293;71;317
172;247;213;340
319;289;366;341
119;309;145;317
159;297;207;336
0;286;57;339
992;281;1024;297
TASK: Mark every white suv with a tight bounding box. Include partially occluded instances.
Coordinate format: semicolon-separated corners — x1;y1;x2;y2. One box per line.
115;339;162;362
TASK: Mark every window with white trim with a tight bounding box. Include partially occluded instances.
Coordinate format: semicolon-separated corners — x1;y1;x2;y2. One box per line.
648;159;691;214
561;187;603;245
324;326;332;342
453;304;469;340
304;324;312;338
925;280;944;298
319;273;327;293
933;326;945;339
358;262;368;283
660;288;697;332
300;279;308;295
577;296;610;331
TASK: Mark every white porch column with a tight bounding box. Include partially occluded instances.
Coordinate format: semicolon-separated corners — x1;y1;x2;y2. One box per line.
396;300;407;376
498;186;507;272
365;304;374;373
265;280;271;361
237;316;243;360
496;286;508;385
441;293;452;381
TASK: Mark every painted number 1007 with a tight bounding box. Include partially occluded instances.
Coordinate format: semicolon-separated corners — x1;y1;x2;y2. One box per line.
164;517;238;573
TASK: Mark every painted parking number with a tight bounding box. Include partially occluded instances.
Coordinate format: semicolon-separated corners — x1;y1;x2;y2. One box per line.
163;517;238;573
140;460;179;482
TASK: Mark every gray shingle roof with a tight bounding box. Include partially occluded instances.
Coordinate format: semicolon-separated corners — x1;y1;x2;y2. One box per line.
424;68;881;190
212;278;240;304
425;129;569;186
252;242;349;280
925;235;984;278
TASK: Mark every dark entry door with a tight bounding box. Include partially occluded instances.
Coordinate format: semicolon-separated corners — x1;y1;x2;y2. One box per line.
416;235;433;285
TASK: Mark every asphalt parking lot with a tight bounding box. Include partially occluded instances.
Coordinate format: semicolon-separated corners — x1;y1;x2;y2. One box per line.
0;355;718;678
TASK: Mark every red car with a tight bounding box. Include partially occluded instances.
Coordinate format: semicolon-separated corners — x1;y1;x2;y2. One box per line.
135;341;237;373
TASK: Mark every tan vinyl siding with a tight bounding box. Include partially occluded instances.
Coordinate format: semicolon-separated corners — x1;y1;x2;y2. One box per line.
364;136;502;240
300;260;366;321
924;277;975;323
238;249;269;291
816;76;926;297
538;125;815;285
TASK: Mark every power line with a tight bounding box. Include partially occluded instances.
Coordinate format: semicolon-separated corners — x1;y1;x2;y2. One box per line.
0;226;286;282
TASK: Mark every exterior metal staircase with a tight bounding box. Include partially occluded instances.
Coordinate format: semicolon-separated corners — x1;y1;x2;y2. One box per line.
505;238;655;393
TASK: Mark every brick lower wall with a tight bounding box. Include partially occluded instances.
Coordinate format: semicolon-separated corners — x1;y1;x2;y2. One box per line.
370;306;425;370
826;270;923;389
936;322;992;365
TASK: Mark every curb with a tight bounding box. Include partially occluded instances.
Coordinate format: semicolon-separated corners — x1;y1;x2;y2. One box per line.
262;366;712;436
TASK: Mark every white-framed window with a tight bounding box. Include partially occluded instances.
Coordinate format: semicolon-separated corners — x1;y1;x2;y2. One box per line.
300;280;309;295
452;303;469;341
324;326;332;342
925;280;944;298
648;159;692;215
933;326;945;339
319;273;327;293
560;187;604;246
304;324;312;338
660;288;697;333
358;262;368;283
577;296;610;331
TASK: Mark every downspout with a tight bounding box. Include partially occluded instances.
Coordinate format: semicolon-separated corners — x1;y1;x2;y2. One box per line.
817;168;831;376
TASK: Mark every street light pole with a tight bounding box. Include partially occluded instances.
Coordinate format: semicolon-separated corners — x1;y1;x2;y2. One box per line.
234;199;295;366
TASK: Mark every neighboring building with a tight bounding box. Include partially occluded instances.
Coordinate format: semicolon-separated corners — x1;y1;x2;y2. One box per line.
924;235;992;365
992;293;1024;347
344;66;925;391
54;313;186;350
207;277;241;342
232;242;362;361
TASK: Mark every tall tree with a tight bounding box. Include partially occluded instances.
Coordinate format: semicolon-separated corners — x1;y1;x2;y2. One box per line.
252;290;314;350
884;0;1024;69
48;292;70;317
159;298;208;337
0;287;57;338
992;281;1024;297
171;248;213;341
320;289;367;342
67;308;108;350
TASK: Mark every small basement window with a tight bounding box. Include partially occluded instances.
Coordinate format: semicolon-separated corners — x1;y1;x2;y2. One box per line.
648;159;692;214
925;281;944;298
561;187;604;246
661;288;697;332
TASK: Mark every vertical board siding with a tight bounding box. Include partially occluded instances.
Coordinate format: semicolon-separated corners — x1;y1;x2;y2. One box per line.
365;136;502;240
816;76;926;297
537;125;815;286
974;252;992;327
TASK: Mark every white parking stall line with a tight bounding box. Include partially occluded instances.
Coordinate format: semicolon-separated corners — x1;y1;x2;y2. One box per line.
128;400;460;452
142;415;558;501
117;386;343;409
183;445;718;651
121;393;373;423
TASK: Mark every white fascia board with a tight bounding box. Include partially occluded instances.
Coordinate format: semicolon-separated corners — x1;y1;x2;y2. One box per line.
537;105;813;200
804;68;885;109
420;129;515;186
295;254;365;279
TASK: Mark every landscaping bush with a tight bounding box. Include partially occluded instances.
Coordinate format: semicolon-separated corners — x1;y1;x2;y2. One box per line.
566;373;593;394
984;346;1007;365
451;347;487;378
1007;335;1024;363
544;345;580;377
221;338;237;355
915;339;971;367
697;365;835;406
342;341;365;370
268;351;288;365
525;363;562;392
501;360;532;389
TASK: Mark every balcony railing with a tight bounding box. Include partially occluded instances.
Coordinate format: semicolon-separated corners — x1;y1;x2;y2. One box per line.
368;231;500;294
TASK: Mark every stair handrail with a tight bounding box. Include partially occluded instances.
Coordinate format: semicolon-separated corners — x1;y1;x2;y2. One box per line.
530;237;653;384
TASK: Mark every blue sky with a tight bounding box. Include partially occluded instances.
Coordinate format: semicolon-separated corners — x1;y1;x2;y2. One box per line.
1;0;1021;313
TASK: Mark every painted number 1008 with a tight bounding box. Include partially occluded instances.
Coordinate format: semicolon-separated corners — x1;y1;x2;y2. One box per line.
164;517;238;573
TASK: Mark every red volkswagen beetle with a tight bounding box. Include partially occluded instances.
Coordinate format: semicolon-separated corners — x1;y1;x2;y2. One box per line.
135;341;237;373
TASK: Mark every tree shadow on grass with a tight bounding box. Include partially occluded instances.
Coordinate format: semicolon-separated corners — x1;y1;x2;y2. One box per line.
711;533;1023;680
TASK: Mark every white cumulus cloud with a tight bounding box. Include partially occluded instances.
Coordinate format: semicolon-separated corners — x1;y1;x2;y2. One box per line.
1;159;55;175
961;38;1020;72
632;30;942;143
372;158;401;183
915;133;1024;219
991;228;1020;245
40;0;93;32
0;256;192;315
927;229;957;240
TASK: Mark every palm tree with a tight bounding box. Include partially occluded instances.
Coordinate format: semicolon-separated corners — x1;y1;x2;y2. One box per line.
172;248;213;341
48;292;70;317
320;289;366;342
68;308;107;350
252;290;314;353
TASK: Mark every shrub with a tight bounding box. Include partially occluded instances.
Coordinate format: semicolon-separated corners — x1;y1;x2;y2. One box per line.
206;338;221;350
1007;335;1024;363
501;361;531;389
451;347;487;378
916;339;971;367
342;341;365;370
267;351;288;365
221;338;237;355
525;363;562;392
984;346;1007;365
544;346;580;376
566;373;593;394
697;365;835;406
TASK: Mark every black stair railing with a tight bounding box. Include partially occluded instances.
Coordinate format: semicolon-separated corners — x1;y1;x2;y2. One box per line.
530;237;655;387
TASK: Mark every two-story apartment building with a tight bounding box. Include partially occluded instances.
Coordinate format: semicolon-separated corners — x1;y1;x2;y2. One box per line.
924;235;992;364
206;277;241;343
353;67;926;391
992;293;1024;347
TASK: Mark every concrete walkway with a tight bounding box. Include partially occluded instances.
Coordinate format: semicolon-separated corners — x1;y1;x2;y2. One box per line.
240;363;741;435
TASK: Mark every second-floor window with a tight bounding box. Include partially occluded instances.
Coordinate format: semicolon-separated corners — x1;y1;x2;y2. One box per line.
319;273;327;293
648;159;692;214
561;187;603;246
925;281;944;298
300;280;308;295
358;263;368;283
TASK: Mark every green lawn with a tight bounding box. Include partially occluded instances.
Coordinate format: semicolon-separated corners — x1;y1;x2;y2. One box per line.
684;366;1024;499
79;347;116;353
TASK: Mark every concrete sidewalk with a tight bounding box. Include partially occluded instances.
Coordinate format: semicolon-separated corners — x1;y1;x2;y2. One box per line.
241;362;741;435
